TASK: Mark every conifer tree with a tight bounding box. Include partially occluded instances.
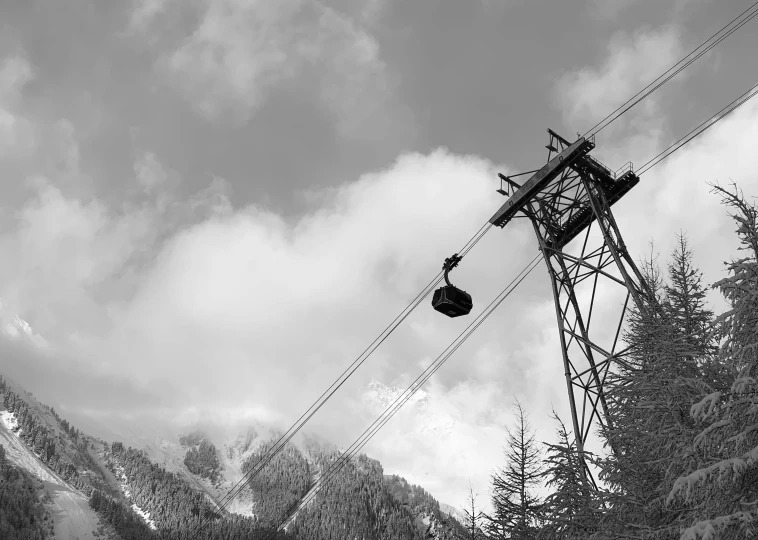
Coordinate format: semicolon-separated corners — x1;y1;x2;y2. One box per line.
461;480;487;540
594;241;715;538
486;399;544;540
664;232;716;360
537;412;599;540
667;183;758;539
5;391;16;413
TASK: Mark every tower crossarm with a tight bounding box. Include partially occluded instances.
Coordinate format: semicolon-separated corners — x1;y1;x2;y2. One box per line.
490;132;640;252
489;136;594;228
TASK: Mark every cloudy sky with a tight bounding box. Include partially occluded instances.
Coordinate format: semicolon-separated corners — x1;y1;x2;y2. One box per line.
1;0;758;513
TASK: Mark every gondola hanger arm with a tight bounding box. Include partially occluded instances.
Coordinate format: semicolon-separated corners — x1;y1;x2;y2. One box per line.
442;254;463;287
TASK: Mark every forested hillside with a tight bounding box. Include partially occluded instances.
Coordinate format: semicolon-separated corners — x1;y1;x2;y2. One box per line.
1;374;464;540
285;447;423;540
0;444;51;539
180;432;222;483
88;489;158;540
97;434;465;540
105;441;277;539
241;436;312;527
0;377;111;497
385;474;469;539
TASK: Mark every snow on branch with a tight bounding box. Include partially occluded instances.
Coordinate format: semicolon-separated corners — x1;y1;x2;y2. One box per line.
679;510;756;540
726;423;758;448
692;419;730;451
667;445;758;505
731;376;757;394
690;392;723;422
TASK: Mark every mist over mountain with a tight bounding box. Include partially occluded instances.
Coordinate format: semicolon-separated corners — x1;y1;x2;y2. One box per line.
0;372;470;540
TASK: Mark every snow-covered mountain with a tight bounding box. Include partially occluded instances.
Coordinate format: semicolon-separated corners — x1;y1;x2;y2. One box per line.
1;372;472;539
0;297;47;347
0;321;475;540
440;502;470;528
141;425;281;517
363;378;457;437
364;379;430;408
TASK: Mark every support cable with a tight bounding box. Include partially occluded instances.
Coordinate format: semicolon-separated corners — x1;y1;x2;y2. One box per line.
186;219;494;540
583;1;758;138
189;17;758;537
637;83;758;175
261;254;543;539
272;76;758;538
187;77;758;539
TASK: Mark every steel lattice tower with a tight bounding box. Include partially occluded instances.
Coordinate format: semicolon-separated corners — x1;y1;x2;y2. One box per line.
489;129;653;483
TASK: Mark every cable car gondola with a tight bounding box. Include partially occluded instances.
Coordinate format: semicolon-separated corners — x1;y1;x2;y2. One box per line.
432;254;473;317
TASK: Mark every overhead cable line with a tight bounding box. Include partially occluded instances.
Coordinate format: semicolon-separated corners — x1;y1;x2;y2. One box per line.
190;8;758;535
583;0;758;138
262;254;543;539
262;74;758;539
637;83;758;175
187;219;494;540
195;75;758;540
190;74;758;540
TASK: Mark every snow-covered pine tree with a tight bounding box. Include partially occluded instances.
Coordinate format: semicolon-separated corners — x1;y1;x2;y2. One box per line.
537;412;600;540
486;399;544;540
594;237;716;539
667;183;758;540
664;233;716;361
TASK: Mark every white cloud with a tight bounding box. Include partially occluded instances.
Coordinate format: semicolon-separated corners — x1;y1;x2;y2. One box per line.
129;0;172;33
357;0;389;24
311;6;393;135
554;25;683;133
0;55;36;160
135;151;170;194
588;0;648;18
0;100;235;346
587;0;707;20
552;25;686;176
96;149;516;401
161;0;304;121
134;0;393;134
0;55;33;103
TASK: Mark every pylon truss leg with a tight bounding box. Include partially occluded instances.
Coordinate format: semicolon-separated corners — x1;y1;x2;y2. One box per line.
524;138;650;484
490;130;652;485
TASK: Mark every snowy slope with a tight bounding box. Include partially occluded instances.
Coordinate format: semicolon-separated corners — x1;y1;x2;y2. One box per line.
214;428;267;516
2;373;160;535
0;410;102;540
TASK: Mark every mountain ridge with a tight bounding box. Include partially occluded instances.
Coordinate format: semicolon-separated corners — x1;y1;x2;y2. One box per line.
0;372;468;539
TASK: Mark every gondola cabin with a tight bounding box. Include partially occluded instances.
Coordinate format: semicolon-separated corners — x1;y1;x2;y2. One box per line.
432;285;473;317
